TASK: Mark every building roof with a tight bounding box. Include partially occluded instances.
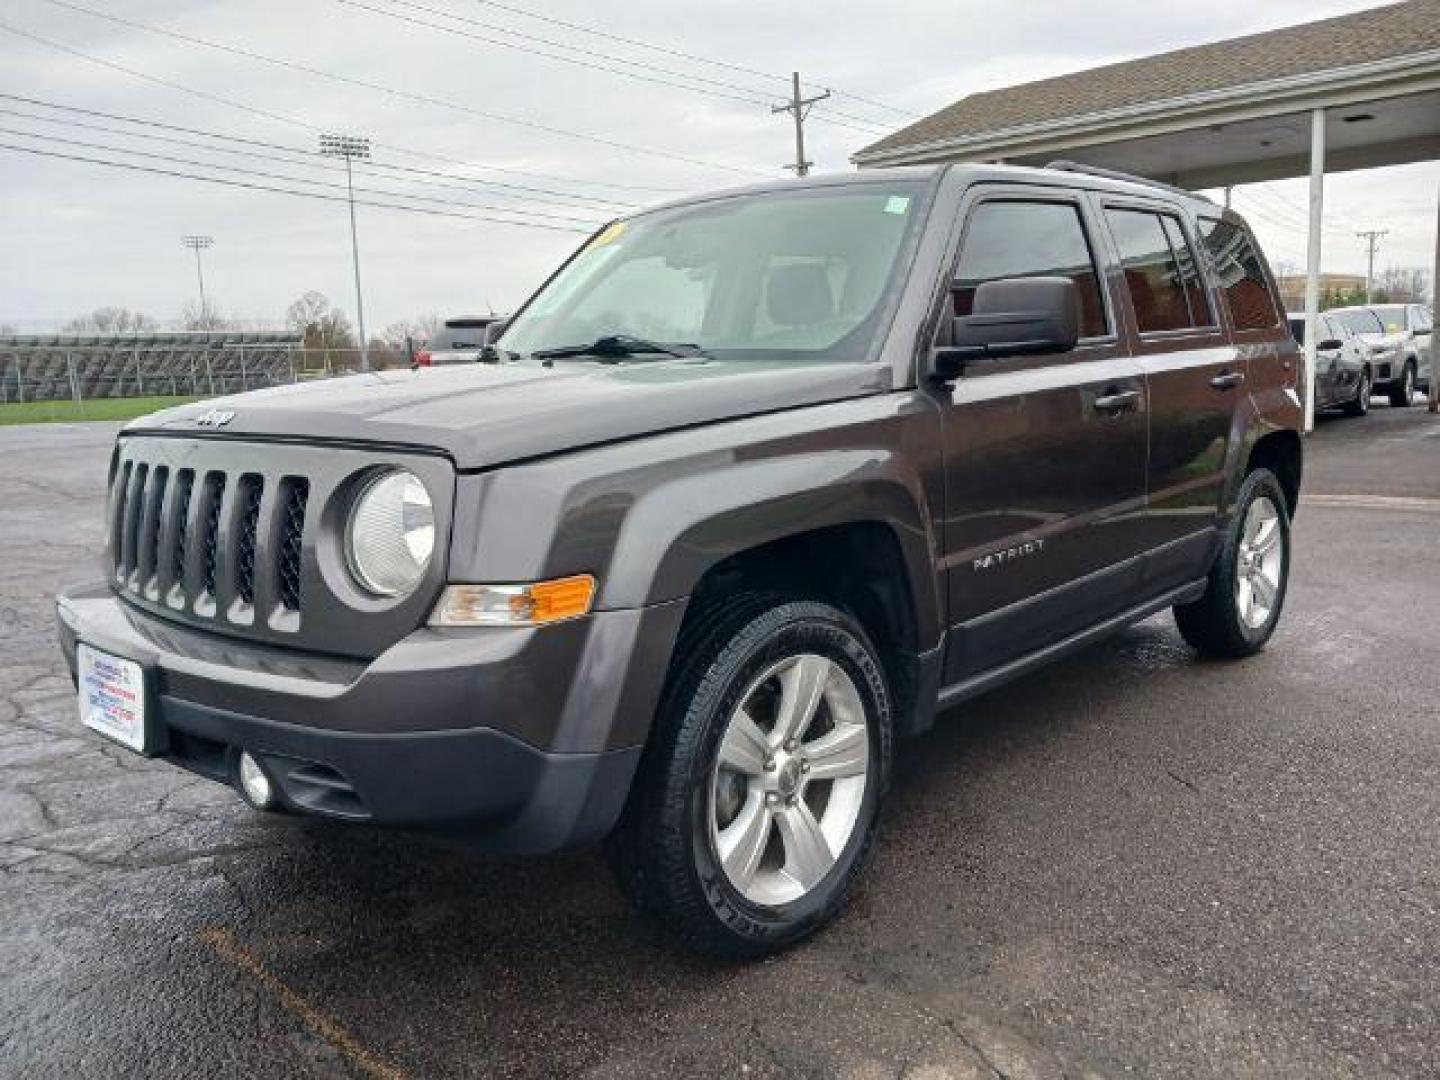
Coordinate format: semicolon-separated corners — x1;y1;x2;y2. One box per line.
855;0;1440;162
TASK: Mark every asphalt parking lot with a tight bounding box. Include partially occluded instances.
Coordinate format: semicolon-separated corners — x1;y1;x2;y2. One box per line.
2;404;1438;1079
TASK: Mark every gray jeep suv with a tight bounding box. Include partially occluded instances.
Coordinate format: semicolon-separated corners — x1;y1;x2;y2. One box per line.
59;164;1303;955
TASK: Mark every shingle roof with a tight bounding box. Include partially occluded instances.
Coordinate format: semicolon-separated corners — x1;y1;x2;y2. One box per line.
856;0;1440;160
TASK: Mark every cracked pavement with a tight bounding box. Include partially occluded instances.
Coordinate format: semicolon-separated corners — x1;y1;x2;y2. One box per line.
2;409;1439;1078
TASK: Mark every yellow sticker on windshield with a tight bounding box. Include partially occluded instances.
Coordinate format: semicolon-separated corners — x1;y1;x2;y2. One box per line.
588;220;628;249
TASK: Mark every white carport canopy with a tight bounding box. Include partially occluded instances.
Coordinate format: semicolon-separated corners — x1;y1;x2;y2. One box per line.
854;0;1440;422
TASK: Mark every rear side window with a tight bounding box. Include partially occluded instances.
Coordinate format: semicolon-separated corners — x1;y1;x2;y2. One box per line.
1198;218;1281;331
1105;208;1212;333
954;200;1108;339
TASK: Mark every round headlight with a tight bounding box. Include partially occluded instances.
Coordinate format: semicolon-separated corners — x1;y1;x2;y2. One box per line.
345;470;435;597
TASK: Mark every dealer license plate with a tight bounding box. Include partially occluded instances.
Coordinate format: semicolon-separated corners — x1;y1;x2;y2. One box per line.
77;643;148;753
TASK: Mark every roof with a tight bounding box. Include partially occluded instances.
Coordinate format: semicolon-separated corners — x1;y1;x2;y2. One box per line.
855;0;1440;161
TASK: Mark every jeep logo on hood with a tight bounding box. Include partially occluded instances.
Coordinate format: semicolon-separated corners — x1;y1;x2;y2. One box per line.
195;408;236;428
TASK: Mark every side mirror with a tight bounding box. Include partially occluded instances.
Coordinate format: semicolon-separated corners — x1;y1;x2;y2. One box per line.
1316;338;1344;352
931;276;1080;380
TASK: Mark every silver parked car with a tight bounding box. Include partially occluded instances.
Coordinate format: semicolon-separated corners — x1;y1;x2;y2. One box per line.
1288;312;1371;417
1326;304;1433;407
415;316;508;367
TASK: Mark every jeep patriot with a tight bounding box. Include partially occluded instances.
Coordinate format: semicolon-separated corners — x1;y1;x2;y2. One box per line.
58;163;1303;955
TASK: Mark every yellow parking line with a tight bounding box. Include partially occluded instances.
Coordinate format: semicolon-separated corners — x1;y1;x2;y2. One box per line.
1305;493;1440;513
199;927;412;1080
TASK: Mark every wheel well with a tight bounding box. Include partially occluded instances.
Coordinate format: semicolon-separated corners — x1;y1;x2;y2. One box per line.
1248;430;1302;516
687;522;921;729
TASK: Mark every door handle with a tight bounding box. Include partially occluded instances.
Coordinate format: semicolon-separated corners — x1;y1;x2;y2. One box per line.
1094;388;1141;414
1210;371;1245;391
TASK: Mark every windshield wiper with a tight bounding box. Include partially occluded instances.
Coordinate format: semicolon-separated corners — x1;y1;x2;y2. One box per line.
530;334;706;363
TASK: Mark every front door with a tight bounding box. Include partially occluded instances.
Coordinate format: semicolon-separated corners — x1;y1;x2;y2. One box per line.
935;190;1149;682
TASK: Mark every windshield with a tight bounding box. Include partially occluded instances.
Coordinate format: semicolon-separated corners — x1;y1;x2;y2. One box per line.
1370;305;1408;333
1328;309;1384;335
499;182;929;364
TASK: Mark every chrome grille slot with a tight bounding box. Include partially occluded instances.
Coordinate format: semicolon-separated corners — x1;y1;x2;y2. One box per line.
119;463;148;585
201;472;226;601
170;470;195;589
277;478;309;613
138;466;169;595
234;474;264;606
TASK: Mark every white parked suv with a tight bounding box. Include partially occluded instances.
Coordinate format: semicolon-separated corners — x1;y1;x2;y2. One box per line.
1326;304;1433;407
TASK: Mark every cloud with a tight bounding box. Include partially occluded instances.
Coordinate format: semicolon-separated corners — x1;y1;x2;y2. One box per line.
0;0;1433;331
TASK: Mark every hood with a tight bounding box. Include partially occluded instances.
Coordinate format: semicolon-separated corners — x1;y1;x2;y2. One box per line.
1354;331;1406;351
127;358;892;470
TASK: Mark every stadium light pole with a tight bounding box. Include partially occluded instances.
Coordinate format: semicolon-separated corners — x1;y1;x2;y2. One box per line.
319;133;371;372
181;234;214;315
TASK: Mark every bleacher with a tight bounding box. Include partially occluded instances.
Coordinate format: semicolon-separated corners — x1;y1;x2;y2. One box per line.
0;331;302;402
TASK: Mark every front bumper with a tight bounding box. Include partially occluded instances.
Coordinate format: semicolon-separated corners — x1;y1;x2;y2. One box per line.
58;584;685;852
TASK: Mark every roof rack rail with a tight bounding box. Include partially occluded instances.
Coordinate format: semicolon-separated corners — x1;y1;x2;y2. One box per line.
1044;160;1216;204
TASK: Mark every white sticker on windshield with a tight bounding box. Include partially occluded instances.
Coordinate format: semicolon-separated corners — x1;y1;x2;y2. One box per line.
884;195;911;215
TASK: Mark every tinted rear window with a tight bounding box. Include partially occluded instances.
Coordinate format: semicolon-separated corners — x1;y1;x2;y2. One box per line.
1106;208;1211;333
1198;218;1280;331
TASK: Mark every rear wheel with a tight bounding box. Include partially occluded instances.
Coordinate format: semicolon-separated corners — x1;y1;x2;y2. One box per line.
1174;468;1290;658
1343;370;1371;417
608;596;892;957
1389;362;1415;407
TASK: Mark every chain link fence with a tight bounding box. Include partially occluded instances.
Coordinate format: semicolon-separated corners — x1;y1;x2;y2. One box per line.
0;334;421;414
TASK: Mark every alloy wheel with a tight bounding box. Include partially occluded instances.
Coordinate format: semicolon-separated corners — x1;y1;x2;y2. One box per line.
1235;495;1284;630
709;653;870;906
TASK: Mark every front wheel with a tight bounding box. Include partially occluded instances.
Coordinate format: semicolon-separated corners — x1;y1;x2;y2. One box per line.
1174;468;1291;658
1343;370;1371;417
1389;362;1415;407
608;596;892;957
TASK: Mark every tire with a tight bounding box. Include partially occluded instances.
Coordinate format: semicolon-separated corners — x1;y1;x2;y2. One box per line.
608;594;893;957
1388;362;1415;407
1342;369;1371;417
1174;468;1291;658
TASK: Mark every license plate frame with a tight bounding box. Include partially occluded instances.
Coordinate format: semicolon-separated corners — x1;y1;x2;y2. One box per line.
77;643;153;754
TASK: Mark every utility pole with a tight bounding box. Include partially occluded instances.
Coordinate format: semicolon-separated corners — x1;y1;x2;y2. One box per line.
320;133;371;372
181;235;213;319
1355;228;1388;302
771;72;829;177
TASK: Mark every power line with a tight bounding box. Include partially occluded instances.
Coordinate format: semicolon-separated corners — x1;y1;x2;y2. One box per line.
0;140;592;232
0;95;634;212
463;0;918;121
0;19;687;196
1356;229;1388;301
343;0;892;135
32;0;774;177
0;125;605;225
772;73;830;177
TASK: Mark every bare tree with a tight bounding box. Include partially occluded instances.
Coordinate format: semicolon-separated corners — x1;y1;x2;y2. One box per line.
182;297;227;331
285;291;356;352
381;312;445;348
1374;267;1431;304
65;307;157;334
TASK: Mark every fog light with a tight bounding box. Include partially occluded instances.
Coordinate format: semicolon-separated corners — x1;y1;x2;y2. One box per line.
237;752;276;810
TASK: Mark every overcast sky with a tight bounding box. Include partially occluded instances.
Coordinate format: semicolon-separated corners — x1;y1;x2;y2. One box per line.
1;0;1436;334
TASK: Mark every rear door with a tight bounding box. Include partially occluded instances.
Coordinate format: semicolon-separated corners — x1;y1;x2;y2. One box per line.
935;187;1150;681
1098;200;1243;583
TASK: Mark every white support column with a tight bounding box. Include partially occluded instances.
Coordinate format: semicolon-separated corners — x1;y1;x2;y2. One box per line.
1302;108;1326;434
1430;179;1438;414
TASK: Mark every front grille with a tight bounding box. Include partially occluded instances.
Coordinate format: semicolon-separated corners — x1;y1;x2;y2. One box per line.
108;454;312;632
105;436;446;655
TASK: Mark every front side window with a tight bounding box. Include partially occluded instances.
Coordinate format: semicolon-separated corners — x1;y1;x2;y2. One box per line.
1106;208;1211;333
1198;218;1281;331
952;200;1108;339
1414;306;1433;333
500;183;929;364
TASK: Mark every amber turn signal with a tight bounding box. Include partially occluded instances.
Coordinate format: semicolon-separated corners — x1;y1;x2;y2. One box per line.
429;574;597;627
